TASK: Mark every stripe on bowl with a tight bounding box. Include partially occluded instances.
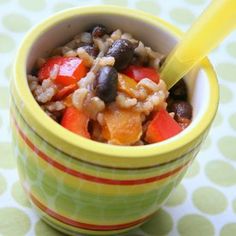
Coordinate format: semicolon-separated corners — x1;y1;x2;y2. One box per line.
14;125;182;196
30;191;153;231
13;115;191;186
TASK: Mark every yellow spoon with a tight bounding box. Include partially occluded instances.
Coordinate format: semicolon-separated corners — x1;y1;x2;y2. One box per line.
160;0;236;90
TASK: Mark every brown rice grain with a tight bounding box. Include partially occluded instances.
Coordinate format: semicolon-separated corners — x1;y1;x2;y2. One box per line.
64;50;77;57
135;41;148;59
99;56;115;67
77;47;94;67
133;86;148;100
97;112;105;126
64;38;80;49
121;33;132;40
45;101;65;112
61;46;72;55
84;96;105;120
110;29;122;41
145;47;164;60
116;93;137;108
49;64;60;80
80;32;92;44
72;88;89;110
27;75;39;82
36;87;56;103
78;72;96;90
93;38;109;55
29;81;39;92
137;78;159;93
157;80;169;97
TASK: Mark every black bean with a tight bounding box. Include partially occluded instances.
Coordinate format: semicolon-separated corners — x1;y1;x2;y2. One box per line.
91;25;107;38
106;39;134;71
169;79;188;100
130;55;143;66
168;101;193;121
178;117;191;129
96;66;118;103
82;45;99;58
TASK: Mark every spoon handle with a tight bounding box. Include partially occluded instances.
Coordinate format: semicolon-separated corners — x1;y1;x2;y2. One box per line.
160;0;236;90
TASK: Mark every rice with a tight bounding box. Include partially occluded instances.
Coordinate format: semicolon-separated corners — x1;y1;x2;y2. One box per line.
49;64;60;80
121;33;132;40
64;50;77;57
29;81;39;91
116;93;137;109
34;79;57;103
78;72;96;90
110;29;122;41
45;101;65;112
84;96;105;120
97;112;105;126
98;56;115;67
93;38;109;55
72;88;89;110
137;78;160;93
28;75;39;91
77;47;94;67
27;75;39;82
80;32;92;44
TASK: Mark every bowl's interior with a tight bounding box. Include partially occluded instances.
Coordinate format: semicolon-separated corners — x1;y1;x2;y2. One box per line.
27;13;178;67
26;12;208;128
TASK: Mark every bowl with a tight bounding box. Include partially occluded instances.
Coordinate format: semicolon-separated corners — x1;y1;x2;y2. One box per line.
10;6;219;236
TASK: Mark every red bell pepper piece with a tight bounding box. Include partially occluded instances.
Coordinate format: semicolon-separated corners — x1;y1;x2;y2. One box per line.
61;106;90;139
38;56;88;86
38;57;62;81
53;84;78;101
145;109;182;143
123;65;160;84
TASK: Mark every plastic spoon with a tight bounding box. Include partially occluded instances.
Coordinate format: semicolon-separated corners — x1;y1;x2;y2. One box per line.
160;0;236;90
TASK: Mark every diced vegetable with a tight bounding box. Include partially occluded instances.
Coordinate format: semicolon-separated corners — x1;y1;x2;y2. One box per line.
122;65;160;84
63;94;73;107
53;84;78;101
177;117;191;129
117;73;137;97
61;106;90;139
145;109;182;143
168;101;192;121
102;107;142;145
38;57;63;81
38;56;88;86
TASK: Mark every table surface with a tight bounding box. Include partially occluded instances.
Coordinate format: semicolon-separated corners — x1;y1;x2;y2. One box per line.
0;0;236;235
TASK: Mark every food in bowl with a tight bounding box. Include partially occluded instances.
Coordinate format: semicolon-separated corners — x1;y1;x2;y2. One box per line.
28;25;192;145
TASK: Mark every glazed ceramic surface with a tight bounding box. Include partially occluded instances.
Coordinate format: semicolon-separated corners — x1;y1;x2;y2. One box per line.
10;6;218;235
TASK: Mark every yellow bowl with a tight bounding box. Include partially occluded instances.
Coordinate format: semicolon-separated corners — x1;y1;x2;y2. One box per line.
10;6;219;235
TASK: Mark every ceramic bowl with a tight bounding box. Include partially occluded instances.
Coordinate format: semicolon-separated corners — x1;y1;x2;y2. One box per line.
10;6;219;235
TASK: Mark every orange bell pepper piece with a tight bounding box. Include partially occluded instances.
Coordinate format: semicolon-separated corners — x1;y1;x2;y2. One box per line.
117;73;137;97
102;107;142;145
